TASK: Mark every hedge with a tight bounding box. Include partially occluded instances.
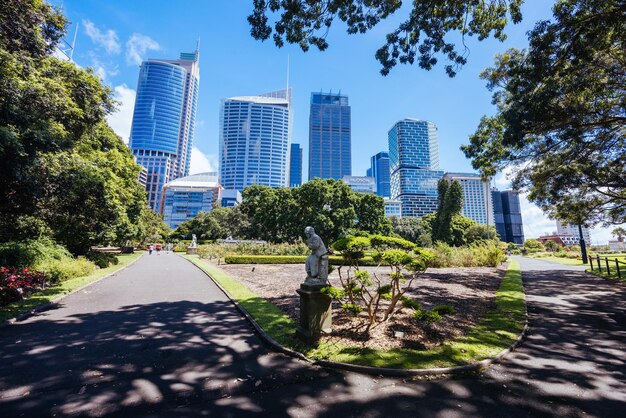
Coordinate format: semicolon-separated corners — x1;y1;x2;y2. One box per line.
223;255;384;266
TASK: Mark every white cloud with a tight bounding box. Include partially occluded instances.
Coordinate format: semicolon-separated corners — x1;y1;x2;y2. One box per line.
106;84;136;144
83;20;121;54
126;33;160;66
189;147;218;175
519;194;557;239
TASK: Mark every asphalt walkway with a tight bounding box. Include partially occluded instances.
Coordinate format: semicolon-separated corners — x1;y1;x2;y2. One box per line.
0;254;624;417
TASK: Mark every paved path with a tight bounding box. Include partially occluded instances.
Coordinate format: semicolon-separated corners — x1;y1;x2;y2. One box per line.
0;254;624;417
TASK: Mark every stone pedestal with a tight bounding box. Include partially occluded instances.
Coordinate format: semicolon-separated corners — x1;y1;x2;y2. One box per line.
186;246;198;255
296;283;332;344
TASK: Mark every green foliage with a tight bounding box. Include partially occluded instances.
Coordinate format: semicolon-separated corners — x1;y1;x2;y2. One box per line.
369;234;416;251
432;304;456;315
524;239;545;253
390;216;432;247
0;237;71;268
463;0;626;225
429;241;506;267
248;0;523;76
413;309;442;323
612;227;626;243
85;252;119;269
321;286;346;300
432;179;465;245
401;297;421;310
354;193;392;235
341;303;363;316
39;257;95;283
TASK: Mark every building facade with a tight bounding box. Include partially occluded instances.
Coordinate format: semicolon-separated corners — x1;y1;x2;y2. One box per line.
342;176;377;194
219;89;291;191
491;190;525;244
161;172;221;230
289;143;303;187
389;119;443;218
369;151;391;198
384;199;402;218
308;92;351;180
129;49;200;212
444;172;493;226
556;220;591;245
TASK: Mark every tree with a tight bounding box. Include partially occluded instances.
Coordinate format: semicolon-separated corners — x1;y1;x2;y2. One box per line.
462;0;626;226
390;216;432;247
612;227;626;242
354;193;391;235
248;0;523;76
433;179;463;244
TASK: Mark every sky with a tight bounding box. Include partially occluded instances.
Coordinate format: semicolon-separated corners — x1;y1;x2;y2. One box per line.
50;0;621;245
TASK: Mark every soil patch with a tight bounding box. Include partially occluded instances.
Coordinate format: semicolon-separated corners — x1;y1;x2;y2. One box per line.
216;262;505;350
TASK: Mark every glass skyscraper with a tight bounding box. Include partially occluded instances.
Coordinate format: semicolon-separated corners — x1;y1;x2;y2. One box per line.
219;89;291;191
369;151;391;198
289;143;303;187
309;92;351;180
492;190;524;244
389;119;443;218
161;172;220;229
129;49;200;212
444;172;494;226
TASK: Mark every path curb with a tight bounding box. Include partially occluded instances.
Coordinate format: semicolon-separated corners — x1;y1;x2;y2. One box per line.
185;255;529;377
0;253;144;330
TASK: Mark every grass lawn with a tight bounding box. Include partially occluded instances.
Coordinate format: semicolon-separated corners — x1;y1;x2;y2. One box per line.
536;256;585;266
587;255;626;282
185;255;526;370
0;252;143;323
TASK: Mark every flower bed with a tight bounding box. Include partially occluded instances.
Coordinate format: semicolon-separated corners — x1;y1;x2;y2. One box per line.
0;267;47;305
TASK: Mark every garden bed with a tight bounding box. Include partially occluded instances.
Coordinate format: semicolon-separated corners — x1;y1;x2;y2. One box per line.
217;263;505;350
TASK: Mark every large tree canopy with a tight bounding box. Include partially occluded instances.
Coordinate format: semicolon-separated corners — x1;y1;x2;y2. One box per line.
248;0;523;76
462;0;626;225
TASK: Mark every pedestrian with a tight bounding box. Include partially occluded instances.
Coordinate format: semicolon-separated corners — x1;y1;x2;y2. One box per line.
156;243;162;254
148;244;153;255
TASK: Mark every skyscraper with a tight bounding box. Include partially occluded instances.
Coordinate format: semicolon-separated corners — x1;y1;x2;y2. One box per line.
444;172;494;226
369;151;391;198
129;48;200;212
289;143;303;187
219;89;291;191
308;91;351;180
161;172;221;229
389;119;443;217
492;190;524;244
556;220;591;245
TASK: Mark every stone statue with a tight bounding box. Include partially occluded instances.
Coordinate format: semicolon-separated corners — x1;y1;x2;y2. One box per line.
304;226;329;285
191;234;197;248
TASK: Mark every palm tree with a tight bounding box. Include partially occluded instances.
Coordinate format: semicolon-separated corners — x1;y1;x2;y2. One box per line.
612;227;626;242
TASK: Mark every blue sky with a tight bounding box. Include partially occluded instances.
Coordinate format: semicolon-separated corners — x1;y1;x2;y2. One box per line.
50;0;620;244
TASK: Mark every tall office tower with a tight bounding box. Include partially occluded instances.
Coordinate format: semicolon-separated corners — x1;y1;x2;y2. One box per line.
308;91;351;180
289;143;303;187
492;190;525;244
444;172;494;226
219;89;291;191
389;119;444;217
369;151;391;198
129;48;200;212
556;220;591;244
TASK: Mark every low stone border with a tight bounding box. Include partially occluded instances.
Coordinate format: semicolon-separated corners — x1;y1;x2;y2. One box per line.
0;253;144;329
185;255;529;377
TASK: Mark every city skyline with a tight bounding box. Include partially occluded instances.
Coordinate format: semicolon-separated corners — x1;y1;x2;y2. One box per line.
52;0;620;243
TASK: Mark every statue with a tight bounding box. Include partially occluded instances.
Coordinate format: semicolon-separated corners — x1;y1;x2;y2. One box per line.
304;226;329;285
191;234;197;248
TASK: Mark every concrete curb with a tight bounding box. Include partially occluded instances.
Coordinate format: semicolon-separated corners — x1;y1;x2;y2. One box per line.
0;253;144;329
184;255;529;377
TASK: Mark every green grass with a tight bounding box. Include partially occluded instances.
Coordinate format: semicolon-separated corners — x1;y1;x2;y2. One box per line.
537;256;585;266
0;252;143;323
185;255;526;369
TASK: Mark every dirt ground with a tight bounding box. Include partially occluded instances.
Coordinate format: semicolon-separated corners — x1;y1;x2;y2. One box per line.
216;262;505;350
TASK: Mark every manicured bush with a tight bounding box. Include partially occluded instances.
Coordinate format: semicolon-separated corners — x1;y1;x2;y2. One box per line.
39;257;96;283
85;252;119;268
223;254;383;266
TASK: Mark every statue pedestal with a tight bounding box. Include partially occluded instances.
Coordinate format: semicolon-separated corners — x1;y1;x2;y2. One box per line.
296;282;332;344
186;247;198;255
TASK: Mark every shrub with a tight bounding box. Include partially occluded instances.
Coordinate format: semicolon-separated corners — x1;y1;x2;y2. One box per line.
0;237;72;268
401;297;421;310
40;257;95;283
0;267;47;305
429;241;505;267
414;309;442;322
432;304;456;315
223;255;383;266
85;252;119;268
